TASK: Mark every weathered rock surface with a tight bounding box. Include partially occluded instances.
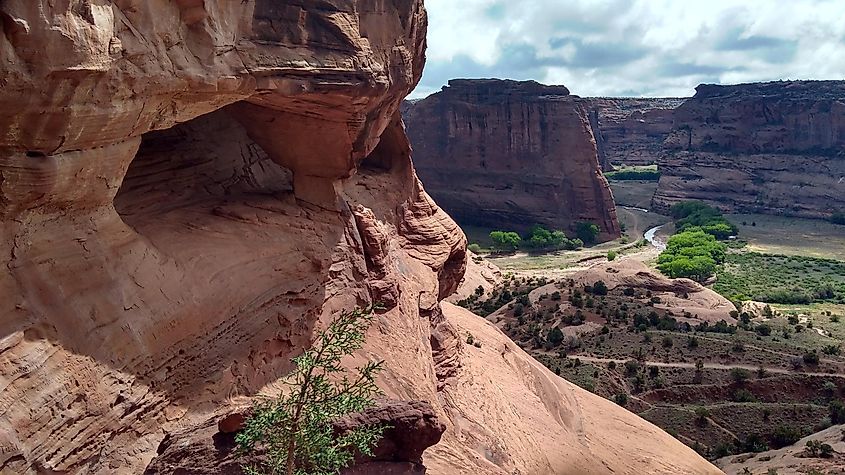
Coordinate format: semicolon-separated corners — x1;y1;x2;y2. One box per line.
654;81;845;218
717;423;845;475
403;79;621;241
569;260;737;324
447;252;503;304
145;400;445;475
585;98;686;169
1;2;717;475
432;303;723;475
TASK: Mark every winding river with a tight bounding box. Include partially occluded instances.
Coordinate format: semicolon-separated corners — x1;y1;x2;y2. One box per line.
644;224;667;251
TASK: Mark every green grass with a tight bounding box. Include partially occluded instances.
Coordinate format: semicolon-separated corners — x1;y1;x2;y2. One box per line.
726;213;845;261
713;252;845;304
605;164;661;181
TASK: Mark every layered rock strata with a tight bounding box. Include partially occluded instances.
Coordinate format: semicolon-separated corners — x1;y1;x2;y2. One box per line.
653;81;845;218
0;2;717;474
585;98;686;169
403;79;621;241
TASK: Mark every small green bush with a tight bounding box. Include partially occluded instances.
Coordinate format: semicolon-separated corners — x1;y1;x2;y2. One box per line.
236;306;385;475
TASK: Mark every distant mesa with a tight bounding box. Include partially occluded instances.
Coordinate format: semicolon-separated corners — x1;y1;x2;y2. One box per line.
404;78;621;242
654;80;845;219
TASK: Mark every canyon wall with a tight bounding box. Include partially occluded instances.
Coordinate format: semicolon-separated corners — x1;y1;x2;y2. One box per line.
585;98;685;169
654;81;845;218
403;79;621;241
0;2;717;474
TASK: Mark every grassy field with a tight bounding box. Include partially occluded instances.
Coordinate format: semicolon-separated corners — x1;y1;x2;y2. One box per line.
605;164;661;181
726;213;845;261
714;253;845;304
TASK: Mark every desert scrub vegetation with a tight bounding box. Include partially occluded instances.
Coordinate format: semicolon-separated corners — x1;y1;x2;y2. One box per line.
713;253;845;304
236;306;385;475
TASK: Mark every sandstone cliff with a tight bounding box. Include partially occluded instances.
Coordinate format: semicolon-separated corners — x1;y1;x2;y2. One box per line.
653;81;845;218
1;2;716;474
585;98;686;169
404;79;621;241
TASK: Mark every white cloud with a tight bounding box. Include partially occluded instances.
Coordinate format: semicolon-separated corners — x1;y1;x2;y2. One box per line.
411;0;845;98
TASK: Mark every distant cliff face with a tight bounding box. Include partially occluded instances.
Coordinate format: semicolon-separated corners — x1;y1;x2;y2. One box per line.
654;81;845;218
404;79;621;241
585;98;686;169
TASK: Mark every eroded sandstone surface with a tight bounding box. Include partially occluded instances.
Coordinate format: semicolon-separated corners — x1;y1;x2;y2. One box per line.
654;81;845;218
1;2;717;474
403;79;621;241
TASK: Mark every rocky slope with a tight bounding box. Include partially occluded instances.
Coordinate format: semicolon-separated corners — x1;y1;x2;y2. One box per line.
654;81;845;218
585;98;686;169
403;79;621;241
1;2;716;474
717;424;845;474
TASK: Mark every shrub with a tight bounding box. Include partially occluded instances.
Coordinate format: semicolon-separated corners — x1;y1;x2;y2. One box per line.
755;324;772;336
624;360;641;376
822;344;841;355
547;326;564;347
687;336;699;348
694;407;710;426
513;303;525;317
803;350;820;366
830;400;845;424
805;440;834;458
237;306;385;475
732;388;756;402
607;250;618;261
731;368;750;385
614;393;629;406
593;280;609;296
662;336;673;348
467;243;483;254
770;425;802;448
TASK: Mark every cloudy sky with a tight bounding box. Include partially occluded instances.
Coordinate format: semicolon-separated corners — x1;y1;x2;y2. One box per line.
410;0;845;98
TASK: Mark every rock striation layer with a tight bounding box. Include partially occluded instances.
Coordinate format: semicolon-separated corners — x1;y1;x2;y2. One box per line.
1;2;716;474
585;98;686;170
653;81;845;218
403;79;621;241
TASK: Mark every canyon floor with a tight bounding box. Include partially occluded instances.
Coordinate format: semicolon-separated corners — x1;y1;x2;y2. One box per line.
456;179;845;473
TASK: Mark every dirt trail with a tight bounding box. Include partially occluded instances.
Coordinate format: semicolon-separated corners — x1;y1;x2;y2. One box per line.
570;355;845;378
